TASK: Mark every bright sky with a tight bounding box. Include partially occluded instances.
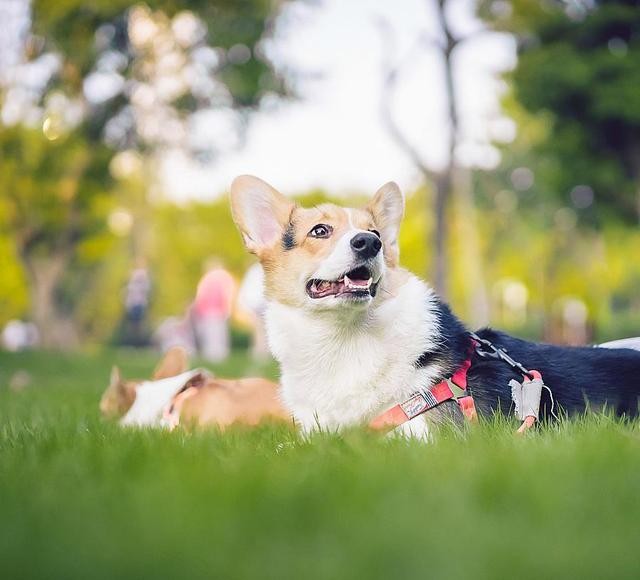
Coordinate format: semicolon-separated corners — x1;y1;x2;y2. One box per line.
163;0;516;200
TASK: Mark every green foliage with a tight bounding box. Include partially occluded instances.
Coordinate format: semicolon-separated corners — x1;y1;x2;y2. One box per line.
0;122;116;344
480;0;640;222
32;0;288;108
148;197;250;319
461;169;640;339
0;124;114;257
398;187;432;277
1;349;639;579
0;235;28;325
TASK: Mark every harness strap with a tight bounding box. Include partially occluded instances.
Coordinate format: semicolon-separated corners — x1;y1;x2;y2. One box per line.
457;395;477;421
370;332;554;434
369;355;477;431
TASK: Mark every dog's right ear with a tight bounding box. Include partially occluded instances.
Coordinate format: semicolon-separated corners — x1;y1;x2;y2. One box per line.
230;175;295;255
153;346;189;380
367;182;405;266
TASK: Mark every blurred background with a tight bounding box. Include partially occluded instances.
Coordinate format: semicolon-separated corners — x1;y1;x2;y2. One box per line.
1;0;639;357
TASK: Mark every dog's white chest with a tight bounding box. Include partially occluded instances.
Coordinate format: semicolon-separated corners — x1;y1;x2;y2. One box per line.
265;276;442;431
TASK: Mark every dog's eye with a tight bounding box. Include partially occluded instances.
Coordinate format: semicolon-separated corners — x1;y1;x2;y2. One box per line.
308;224;333;238
369;229;381;238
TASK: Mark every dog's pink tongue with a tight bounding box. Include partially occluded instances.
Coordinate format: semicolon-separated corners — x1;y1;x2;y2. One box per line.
345;274;369;287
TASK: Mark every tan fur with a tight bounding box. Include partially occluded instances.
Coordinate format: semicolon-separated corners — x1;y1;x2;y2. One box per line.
261;205;377;306
152;346;189;379
100;347;289;429
99;366;139;418
179;377;289;428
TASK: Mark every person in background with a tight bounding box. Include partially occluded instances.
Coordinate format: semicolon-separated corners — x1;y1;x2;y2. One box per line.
237;262;270;360
122;261;152;347
192;259;236;362
153;315;196;355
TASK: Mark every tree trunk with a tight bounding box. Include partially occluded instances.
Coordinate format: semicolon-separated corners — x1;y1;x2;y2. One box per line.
431;0;458;299
379;0;474;300
23;253;78;349
433;172;450;297
455;168;490;327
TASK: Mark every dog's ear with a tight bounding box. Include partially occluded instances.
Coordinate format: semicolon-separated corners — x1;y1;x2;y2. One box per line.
109;365;121;389
153;346;189;380
230;175;295;255
100;365;128;417
367;182;404;264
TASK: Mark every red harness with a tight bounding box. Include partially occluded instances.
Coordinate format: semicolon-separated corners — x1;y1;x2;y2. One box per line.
370;333;549;433
369;356;477;431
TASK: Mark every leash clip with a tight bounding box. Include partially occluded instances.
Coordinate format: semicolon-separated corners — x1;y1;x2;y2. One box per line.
470;332;534;379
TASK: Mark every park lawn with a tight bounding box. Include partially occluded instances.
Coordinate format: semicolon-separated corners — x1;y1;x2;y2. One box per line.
0;349;639;580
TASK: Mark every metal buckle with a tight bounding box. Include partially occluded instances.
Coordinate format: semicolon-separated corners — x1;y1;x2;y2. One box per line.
470;332;534;379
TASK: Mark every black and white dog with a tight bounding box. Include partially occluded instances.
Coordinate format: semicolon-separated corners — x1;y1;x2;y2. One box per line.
230;176;640;438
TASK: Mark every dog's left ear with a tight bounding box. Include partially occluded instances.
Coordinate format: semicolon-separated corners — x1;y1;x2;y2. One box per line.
109;365;122;389
367;182;404;264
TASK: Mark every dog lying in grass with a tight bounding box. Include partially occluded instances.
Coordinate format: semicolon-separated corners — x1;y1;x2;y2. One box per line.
230;175;640;438
100;347;289;429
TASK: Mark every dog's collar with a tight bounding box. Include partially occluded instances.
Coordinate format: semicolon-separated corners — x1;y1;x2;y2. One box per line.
369;355;477;431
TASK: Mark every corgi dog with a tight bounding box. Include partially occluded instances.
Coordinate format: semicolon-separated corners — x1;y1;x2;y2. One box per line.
230;175;640;438
100;346;289;429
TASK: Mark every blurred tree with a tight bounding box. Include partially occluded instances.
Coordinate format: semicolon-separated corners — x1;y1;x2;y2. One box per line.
379;0;461;298
378;0;491;325
479;0;640;224
0;0;289;346
0;125;115;346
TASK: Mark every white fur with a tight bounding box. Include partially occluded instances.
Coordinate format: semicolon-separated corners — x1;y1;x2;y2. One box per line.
599;337;640;352
265;273;442;435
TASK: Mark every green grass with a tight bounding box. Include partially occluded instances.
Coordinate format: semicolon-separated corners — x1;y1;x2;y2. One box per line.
1;349;639;579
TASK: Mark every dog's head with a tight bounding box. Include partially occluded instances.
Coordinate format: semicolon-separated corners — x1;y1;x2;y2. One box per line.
230;175;404;312
99;347;190;417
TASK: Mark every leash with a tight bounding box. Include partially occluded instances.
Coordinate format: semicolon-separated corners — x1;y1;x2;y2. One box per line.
469;331;534;378
470;331;559;428
370;332;557;434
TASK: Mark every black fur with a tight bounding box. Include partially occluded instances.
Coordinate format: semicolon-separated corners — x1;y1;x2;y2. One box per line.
416;299;640;420
415;299;469;372
282;222;296;251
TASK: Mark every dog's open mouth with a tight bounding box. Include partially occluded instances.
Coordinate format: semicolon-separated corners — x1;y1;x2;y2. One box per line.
306;266;378;299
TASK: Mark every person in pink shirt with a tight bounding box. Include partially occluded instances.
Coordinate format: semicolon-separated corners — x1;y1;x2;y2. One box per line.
192;259;236;362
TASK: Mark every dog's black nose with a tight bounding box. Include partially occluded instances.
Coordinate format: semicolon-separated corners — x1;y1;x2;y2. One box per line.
350;232;382;259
